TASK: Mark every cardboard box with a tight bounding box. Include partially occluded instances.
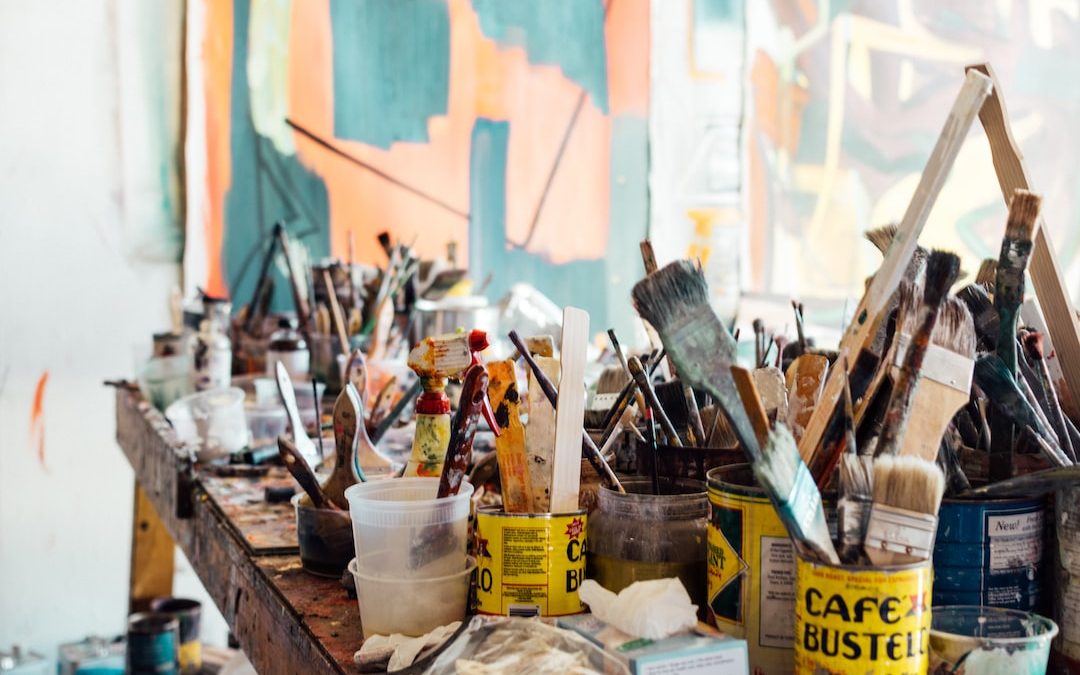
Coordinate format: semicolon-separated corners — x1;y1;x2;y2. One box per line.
557;614;749;675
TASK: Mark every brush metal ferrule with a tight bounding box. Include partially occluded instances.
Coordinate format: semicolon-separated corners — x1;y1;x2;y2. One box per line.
892;333;973;392
787;460;825;540
838;497;870;547
863;503;937;562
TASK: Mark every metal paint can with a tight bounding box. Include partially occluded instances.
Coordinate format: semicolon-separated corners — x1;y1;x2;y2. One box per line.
474;507;587;617
707;464;797;675
934;496;1045;610
1053;487;1080;672
125;613;179;675
149;598;202;673
794;555;932;674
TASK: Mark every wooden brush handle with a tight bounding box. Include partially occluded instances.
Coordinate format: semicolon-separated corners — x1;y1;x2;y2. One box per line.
730;366;770;447
278;436;333;510
323;270;351;357
438;365;488;498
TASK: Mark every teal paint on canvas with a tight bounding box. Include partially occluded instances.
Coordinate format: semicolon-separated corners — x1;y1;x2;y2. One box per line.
605;115;649;342
469;118;611;329
224;0;329;313
472;0;609;113
330;0;450;149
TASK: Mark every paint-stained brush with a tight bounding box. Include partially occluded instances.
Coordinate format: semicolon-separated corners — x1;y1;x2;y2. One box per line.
838;366;872;562
632;261;838;563
488;360;532;513
876;250;961;458
894;297;976;461
976;259;998;287
1023;332;1075;462
278;435;337;511
322;384;364;509
956;284;998;351
863;454;945;566
275;362;321;469
964;464;1080;498
990;190;1041;480
438;365;489;498
628;356;683;447
785;354;829;445
974;354;1071;467
631;261;758;461
754;367;788;425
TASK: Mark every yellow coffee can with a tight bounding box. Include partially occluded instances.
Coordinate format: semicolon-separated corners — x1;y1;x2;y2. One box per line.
474;507;587;617
794;554;932;674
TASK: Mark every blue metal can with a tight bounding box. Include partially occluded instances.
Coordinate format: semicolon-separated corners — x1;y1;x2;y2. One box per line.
126;613;179;675
934;496;1045;610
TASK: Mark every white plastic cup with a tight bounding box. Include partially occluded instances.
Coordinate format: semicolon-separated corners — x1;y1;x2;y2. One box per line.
348;555;475;638
344;478;473;578
165;387;248;461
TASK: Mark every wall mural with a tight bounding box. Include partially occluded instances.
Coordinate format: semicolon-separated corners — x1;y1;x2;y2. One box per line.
186;0;650;339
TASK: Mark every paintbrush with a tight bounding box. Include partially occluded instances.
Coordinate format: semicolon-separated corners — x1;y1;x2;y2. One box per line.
974;355;1070;466
322;384;363;509
976;258;998;287
438;364;488;498
893;297;976;461
876;250;961;457
754;367;788;425
753;319;766;368
837;365;872;563
956;284;998;351
1023;332;1076;462
643;406;661;495
939;425;971;495
793;301;807;355
785;354;829;445
274;225;311;334
964;464;1080;498
628;356;683;447
322;269;350;358
275;362;321;469
863;454;944;566
596;352;661;450
632;261;838;563
990;190;1041;480
488;360;533;513
243;223;281;334
277;435;338;511
508;330;624;493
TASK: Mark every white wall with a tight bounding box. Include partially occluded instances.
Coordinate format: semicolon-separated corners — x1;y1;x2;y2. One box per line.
0;0;224;663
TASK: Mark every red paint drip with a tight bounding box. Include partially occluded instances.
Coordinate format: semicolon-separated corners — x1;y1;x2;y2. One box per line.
30;371;48;472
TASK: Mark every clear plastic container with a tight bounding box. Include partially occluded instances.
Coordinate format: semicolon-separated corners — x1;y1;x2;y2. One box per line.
348;555;475;638
165;387;248;461
930;605;1058;674
139;354;193;411
587;478;708;610
344;478;473;578
246;404;287;450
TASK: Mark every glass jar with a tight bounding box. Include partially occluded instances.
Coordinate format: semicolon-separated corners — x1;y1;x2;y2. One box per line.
587;478;709;609
266;317;309;378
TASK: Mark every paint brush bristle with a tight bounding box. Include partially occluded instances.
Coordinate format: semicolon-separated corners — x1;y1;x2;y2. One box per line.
631;261;717;347
931;297;976;356
976;259;998;286
923;249;961;309
596;365;630;395
871;455;944;518
1004;190;1041;241
957;284;998;349
864;224;900;254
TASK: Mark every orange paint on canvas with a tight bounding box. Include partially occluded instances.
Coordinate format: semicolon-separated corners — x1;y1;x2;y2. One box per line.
606;0;650;116
202;0;234;298
30;371;49;471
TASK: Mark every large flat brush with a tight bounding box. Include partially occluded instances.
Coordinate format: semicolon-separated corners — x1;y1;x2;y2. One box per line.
633;261;839;563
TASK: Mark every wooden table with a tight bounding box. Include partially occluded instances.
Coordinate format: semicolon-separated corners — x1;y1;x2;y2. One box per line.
115;388;362;675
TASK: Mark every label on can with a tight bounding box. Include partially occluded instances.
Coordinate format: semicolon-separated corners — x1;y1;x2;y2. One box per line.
795;559;932;675
475;510;586;617
708;477;795;675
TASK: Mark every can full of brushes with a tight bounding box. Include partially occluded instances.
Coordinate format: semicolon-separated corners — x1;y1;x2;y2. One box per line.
934;496;1045;611
474;507;587;618
794;555;932;675
707;465;797;675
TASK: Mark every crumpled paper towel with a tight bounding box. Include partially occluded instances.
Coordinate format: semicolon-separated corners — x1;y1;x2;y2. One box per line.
355;622;461;672
578;578;698;640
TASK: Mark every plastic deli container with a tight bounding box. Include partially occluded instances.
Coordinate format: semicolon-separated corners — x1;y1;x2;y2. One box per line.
344;478;473;579
348;556;475;638
930;605;1058;674
165;388;247;461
